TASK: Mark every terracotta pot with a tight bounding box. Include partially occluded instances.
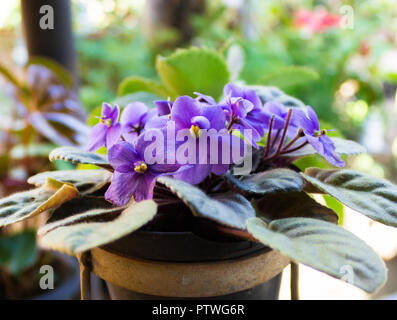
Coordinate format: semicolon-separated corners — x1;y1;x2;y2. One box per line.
80;231;290;300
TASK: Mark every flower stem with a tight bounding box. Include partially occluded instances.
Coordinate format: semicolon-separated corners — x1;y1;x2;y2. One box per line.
264;116;275;157
282;128;303;151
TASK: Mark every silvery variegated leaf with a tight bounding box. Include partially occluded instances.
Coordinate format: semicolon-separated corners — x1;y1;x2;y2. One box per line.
224;168;303;196
0;178;78;227
49;147;112;170
247;217;386;293
28;170;111;194
302;168;397;227
40;200;157;255
158;177;255;230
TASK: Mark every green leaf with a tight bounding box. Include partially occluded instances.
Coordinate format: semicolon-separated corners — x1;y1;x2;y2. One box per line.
256;192;338;223
247;217;386;293
0;230;38;275
28;169;111;195
158;177;254;229
118;76;171;98
224;168;303;196
40;200;157;255
261;66;319;90
302;168;397;227
250;85;306;108
0;178;79;227
156;47;230;99
26;57;73;87
49;147;111;170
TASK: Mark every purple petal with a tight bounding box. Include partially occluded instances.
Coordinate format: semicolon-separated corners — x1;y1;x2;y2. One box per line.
173;164;212;185
194;92;217;105
171;96;201;130
201;105;227;131
120;102;148;126
101;103;113;118
86;123;107;151
191;116;211;130
154;100;172;116
105;171;137;206
108;141;141;169
105;123;121;149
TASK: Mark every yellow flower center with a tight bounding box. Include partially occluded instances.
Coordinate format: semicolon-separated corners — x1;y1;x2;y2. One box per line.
100;118;112;127
190;125;200;138
134;162;148;173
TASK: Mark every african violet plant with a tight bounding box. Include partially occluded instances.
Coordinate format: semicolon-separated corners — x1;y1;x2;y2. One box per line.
0;48;397;296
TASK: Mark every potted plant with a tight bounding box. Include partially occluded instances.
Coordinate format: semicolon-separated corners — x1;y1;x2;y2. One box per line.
0;47;397;300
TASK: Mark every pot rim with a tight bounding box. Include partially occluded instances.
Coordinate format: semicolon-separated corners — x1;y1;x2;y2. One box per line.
89;246;290;298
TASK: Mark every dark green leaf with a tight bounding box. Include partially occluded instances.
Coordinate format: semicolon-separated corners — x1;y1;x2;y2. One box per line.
247;217;386;293
158;177;254;229
224;168;303;195
256;192;338;223
302;168;397;227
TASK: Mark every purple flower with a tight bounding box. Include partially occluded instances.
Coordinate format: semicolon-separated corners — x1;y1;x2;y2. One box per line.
263;101;304;139
120;102;156;142
222;84;284;146
298;106;345;167
169;95;243;184
86;103;121;151
105;130;181;205
154;100;173;116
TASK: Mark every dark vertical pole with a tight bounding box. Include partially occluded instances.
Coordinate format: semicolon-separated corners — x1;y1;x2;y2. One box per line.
20;0;76;79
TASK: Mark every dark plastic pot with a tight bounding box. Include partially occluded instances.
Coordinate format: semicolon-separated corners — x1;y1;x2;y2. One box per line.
85;231;290;300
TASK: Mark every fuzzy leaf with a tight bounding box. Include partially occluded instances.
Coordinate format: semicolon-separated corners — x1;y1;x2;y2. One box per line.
224;168;303;195
40;200;157;255
28;170;111;194
156;47;230;99
49;147;111;170
39;197;123;236
302;168;397;227
158;177;254;229
256;192;338;223
247;217;386;293
0;178;78;227
118;76;171;98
